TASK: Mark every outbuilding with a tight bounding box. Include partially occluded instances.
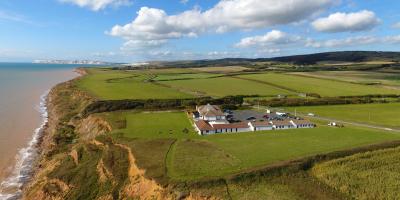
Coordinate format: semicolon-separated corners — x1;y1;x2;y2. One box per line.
248;121;273;131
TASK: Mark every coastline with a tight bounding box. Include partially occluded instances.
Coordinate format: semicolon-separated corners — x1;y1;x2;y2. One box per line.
0;68;81;199
0;92;49;200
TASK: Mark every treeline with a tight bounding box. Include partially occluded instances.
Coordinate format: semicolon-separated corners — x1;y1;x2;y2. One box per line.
82;96;245;117
248;95;400;107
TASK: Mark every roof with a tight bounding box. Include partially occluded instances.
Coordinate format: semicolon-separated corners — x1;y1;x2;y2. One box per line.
250;121;273;127
195;120;214;131
270;120;293;126
212;122;249;129
291;119;315;125
197;104;225;117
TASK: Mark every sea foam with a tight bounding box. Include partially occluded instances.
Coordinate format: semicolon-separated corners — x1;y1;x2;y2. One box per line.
0;91;49;200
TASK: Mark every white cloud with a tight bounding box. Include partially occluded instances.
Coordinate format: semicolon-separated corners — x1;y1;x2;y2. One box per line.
60;0;132;11
120;39;168;52
312;10;380;33
306;36;379;48
207;51;241;58
383;35;400;44
0;10;37;25
180;0;189;4
235;30;301;48
109;0;335;50
392;22;400;29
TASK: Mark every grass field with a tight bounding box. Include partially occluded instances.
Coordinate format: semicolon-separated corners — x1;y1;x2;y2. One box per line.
103;111;400;180
76;68;193;100
103;111;197;139
163;76;294;97
312;146;400;199
153;73;220;81
291;71;400;87
190;66;250;73
285;103;400;128
238;73;400;96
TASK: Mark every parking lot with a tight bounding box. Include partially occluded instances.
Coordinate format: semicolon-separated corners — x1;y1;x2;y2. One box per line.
226;109;289;123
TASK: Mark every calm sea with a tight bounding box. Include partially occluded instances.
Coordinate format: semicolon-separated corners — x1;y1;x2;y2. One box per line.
0;63;93;199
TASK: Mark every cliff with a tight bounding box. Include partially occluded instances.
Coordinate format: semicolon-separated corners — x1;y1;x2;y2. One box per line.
22;72;217;200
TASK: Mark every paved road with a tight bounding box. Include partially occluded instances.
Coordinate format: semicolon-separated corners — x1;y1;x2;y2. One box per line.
251;106;400;133
294;112;400;133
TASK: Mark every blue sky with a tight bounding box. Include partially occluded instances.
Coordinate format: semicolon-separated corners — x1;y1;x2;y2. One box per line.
0;0;400;63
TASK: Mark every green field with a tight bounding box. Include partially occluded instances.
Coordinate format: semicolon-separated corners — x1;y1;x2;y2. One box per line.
77;68;400;100
103;111;197;139
163;76;294;97
291;71;400;86
285;103;400;128
103;111;400;181
153;73;220;81
76;68;193;100
238;73;400;96
312;146;400;199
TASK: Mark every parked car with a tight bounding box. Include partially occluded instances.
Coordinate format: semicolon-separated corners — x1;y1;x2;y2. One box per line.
246;116;256;120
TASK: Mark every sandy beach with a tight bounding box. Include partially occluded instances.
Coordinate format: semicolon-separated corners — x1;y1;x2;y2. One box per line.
0;67;78;196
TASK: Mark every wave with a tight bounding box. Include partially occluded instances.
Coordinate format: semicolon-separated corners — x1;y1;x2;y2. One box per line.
0;91;49;200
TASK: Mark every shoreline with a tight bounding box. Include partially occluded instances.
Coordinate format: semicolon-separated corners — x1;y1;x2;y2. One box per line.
0;91;49;200
0;67;83;199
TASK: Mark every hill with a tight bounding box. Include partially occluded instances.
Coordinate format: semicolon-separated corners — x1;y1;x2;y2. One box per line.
138;51;400;68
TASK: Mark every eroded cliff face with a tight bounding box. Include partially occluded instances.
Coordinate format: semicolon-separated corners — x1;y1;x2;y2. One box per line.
22;75;217;200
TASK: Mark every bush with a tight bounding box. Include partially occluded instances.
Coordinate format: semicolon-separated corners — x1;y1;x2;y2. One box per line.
82;96;246;116
248;96;379;107
54;124;76;146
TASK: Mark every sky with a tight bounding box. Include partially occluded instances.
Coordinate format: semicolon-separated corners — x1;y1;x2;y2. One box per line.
0;0;400;63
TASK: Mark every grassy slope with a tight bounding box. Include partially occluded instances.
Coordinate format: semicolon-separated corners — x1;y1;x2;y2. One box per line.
163;77;294;97
312;146;400;199
76;68;193;100
238;73;400;96
103;111;400;181
285;103;400;128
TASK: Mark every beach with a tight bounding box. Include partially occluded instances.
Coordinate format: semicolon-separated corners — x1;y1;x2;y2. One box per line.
0;64;79;198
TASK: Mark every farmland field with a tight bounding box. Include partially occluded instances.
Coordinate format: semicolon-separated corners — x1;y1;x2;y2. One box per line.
190;66;250;73
163;76;294;97
291;71;400;87
153;73;220;81
285;103;400;128
103;111;400;180
76;68;193;100
312;146;400;199
238;73;400;96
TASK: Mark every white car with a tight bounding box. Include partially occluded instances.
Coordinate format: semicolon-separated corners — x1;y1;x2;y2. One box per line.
308;113;315;117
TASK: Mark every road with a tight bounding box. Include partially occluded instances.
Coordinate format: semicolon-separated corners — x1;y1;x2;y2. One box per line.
251;106;400;133
294;112;400;133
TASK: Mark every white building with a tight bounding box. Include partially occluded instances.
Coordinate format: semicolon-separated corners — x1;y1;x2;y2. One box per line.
270;120;295;130
194;120;250;135
195;104;228;124
193;104;316;135
248;121;273;131
291;119;316;128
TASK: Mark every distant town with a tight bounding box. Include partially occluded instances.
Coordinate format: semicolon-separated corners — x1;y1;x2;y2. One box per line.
32;59;112;65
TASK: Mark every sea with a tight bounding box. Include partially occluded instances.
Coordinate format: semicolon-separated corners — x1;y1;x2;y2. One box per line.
0;63;91;199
